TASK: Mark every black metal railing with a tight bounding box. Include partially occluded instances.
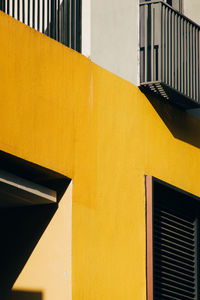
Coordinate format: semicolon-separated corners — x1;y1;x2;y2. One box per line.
140;0;200;108
0;0;81;52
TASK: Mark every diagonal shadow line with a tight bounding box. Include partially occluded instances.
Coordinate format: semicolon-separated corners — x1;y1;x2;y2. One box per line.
0;204;58;298
141;89;200;149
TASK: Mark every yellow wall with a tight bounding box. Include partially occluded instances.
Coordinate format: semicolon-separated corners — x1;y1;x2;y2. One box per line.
13;182;72;300
0;10;200;300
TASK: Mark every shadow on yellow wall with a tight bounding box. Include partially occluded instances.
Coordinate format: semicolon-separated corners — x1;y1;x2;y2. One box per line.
0;205;57;298
142;90;200;149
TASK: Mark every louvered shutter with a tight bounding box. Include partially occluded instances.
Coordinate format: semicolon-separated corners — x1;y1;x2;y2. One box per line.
153;185;199;300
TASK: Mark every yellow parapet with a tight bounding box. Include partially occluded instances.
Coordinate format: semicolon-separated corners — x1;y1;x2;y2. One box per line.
0;9;200;300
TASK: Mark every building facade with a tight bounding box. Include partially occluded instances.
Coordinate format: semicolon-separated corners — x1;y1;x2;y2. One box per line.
0;1;200;300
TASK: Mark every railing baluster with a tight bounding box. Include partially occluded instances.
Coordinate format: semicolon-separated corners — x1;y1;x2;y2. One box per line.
174;12;177;89
71;0;75;49
51;0;55;39
193;26;196;101
12;0;14;17
7;0;9;14
37;0;40;31
177;15;180;92
190;24;192;99
0;0;80;53
170;8;172;86
184;19;186;95
165;6;167;84
27;0;30;26
187;20;189;98
151;5;154;82
180;17;182;93
144;4;148;82
161;4;164;82
32;0;35;29
62;0;65;44
167;7;169;85
17;0;20;20
198;31;200;103
47;0;49;36
139;1;200;106
172;10;175;88
1;0;3;11
196;28;199;102
42;0;45;33
22;0;25;23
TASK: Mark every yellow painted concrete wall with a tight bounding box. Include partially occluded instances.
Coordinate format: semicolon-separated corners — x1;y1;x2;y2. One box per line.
13;182;72;300
0;10;200;300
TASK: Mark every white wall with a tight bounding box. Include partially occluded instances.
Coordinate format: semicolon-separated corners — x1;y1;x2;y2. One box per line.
183;0;200;25
90;0;139;85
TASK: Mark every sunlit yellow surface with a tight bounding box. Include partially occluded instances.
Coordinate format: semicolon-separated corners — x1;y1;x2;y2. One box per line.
0;10;200;300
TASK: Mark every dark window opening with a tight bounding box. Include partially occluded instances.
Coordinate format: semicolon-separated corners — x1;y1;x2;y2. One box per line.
146;176;200;300
167;0;172;6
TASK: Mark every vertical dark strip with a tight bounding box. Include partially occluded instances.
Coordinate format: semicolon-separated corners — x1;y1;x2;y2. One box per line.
187;23;190;97
151;6;154;82
198;31;200;103
7;0;10;14
54;0;57;40
140;5;144;83
51;0;56;39
12;0;15;17
196;28;198;103
66;0;70;46
22;0;25;23
62;0;65;44
47;0;50;36
76;0;81;52
71;0;75;49
17;0;20;20
42;0;45;33
1;0;5;12
146;176;154;300
57;0;60;42
33;0;35;28
38;0;40;30
28;0;30;26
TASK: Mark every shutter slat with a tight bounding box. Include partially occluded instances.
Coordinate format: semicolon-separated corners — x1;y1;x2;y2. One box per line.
154;224;195;245
155;206;195;226
154;228;194;248
154;252;195;269
154;215;194;234
154;244;195;264
154;263;195;282
156;284;195;298
155;286;195;300
154;269;195;287
154;240;194;260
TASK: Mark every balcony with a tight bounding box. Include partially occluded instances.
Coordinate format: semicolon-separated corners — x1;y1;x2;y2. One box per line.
140;0;200;109
0;0;81;52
